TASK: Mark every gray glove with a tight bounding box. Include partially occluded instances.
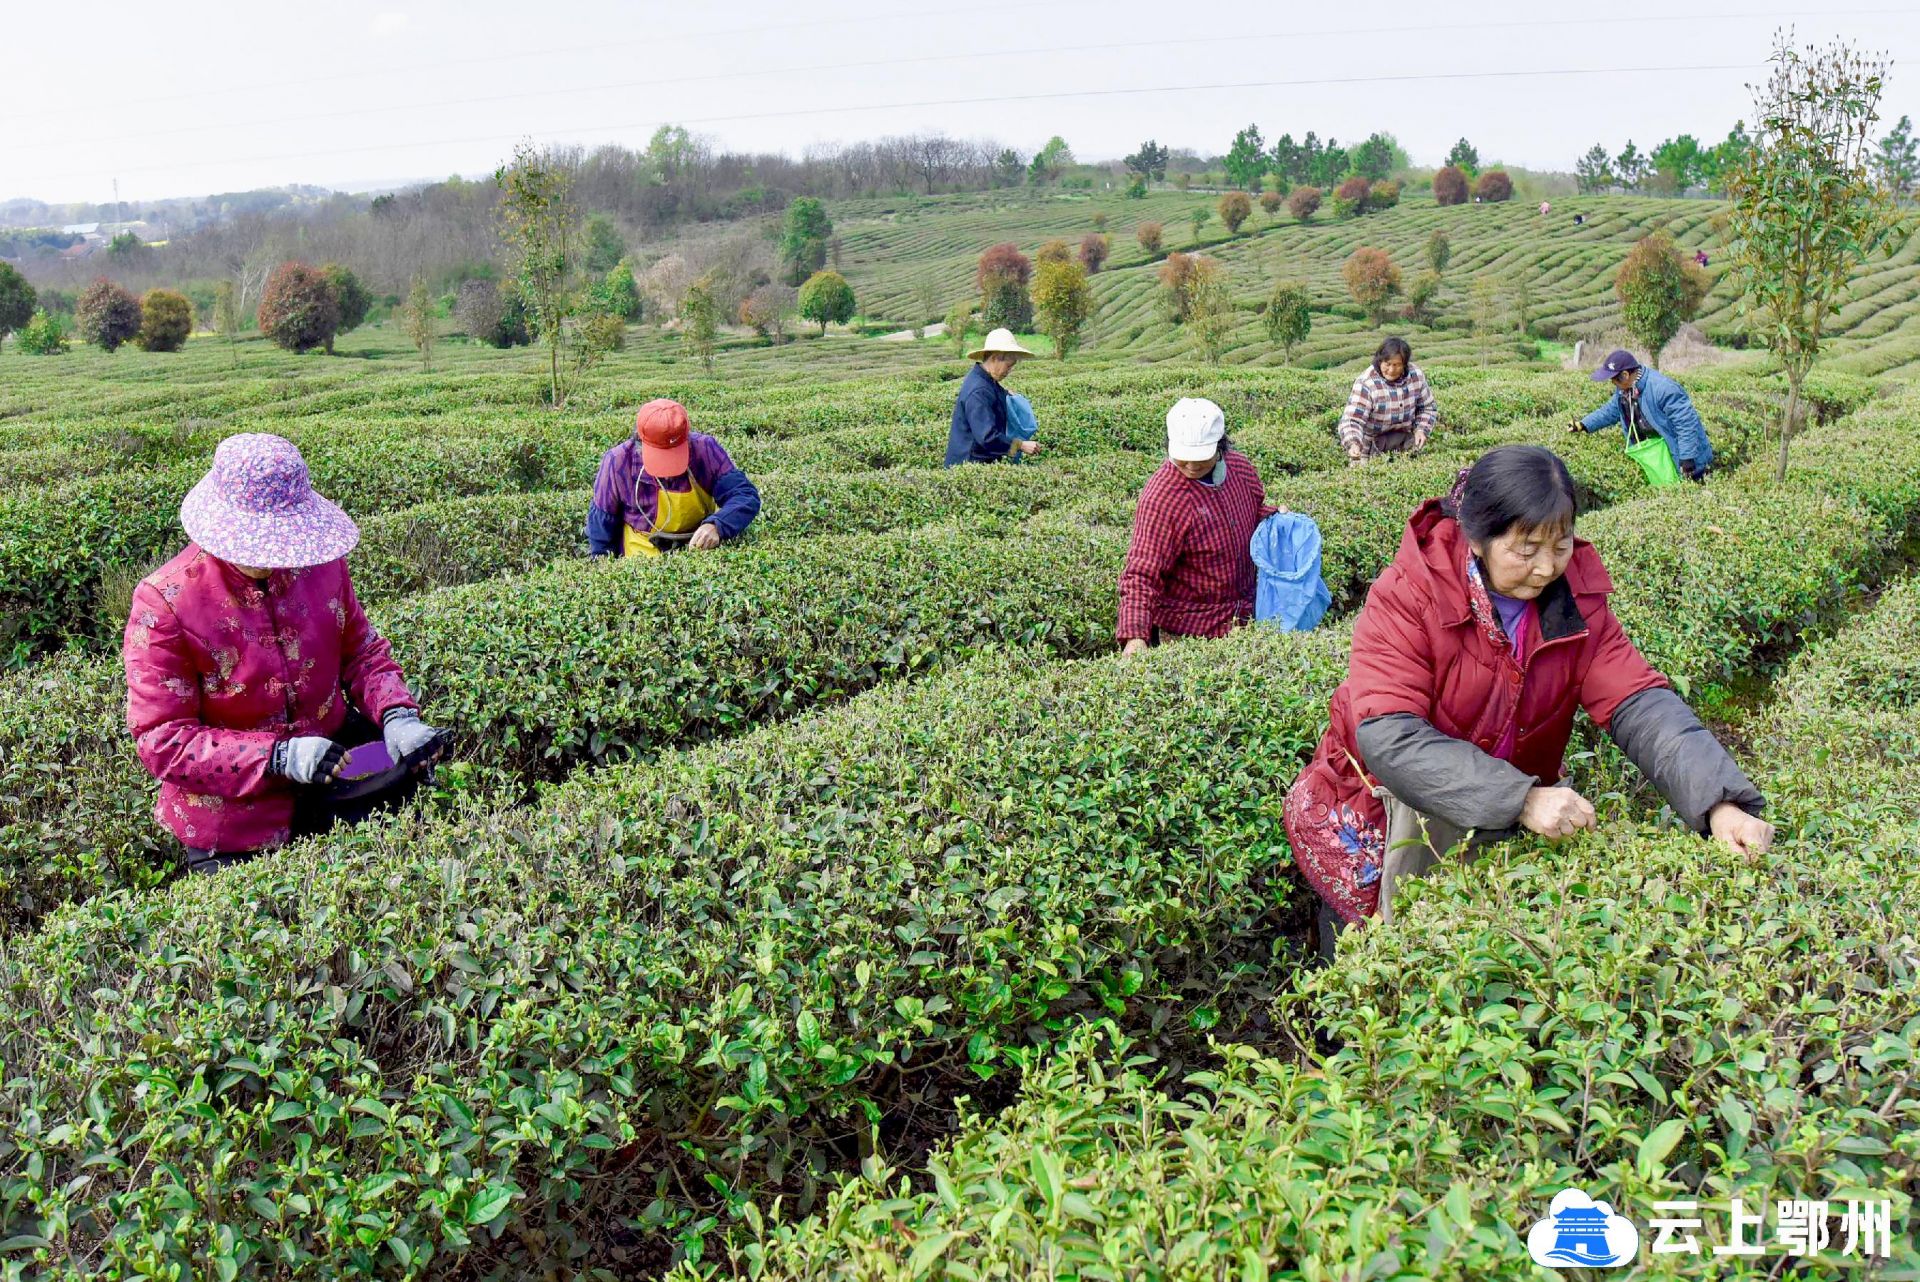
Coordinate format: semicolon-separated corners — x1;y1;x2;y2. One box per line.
273;736;345;785
383;708;444;765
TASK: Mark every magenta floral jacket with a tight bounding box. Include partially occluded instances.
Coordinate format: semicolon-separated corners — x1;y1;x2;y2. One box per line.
123;544;417;853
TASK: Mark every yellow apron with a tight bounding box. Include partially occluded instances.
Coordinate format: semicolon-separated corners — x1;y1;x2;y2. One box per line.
623;471;719;557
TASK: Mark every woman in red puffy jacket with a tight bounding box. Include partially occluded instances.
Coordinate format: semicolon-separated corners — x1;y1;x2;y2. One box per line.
1285;445;1773;959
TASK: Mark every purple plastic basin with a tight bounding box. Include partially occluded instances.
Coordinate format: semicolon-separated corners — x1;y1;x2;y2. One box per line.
336;740;395;781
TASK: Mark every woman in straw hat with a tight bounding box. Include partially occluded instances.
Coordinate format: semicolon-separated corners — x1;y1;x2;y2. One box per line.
123;433;446;875
945;327;1043;466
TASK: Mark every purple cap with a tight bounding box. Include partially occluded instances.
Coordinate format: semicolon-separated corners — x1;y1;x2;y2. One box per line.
1591;349;1642;382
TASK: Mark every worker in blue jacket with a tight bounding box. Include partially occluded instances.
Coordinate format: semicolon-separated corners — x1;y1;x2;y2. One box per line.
1569;349;1715;480
945;328;1042;466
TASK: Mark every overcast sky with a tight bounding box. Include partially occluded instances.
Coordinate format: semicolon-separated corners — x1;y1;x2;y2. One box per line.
7;0;1920;206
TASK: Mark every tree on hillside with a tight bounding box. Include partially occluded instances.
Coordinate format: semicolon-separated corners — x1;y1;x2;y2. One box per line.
1260;190;1283;218
1036;238;1072;266
212;280;242;367
75;278;142;352
1615;232;1709;365
740;283;795;343
1470;276;1503;366
1158;252;1200;322
495;140;583;406
1186;257;1234;364
679;272;722;374
1079;232;1110;273
1649;135;1704;194
400;275;434;372
1136;221;1164;254
1370;180;1401;211
1189;206;1209;243
1263;279;1312;362
1028;136;1074;185
1343;247;1401;324
1725;33;1904;479
1445;138;1480;173
1614;141;1648;190
0;263;35;351
320;263;370;354
135;289;192;352
1575;145;1614;193
602;258;643;321
1224;125;1268;191
1032;257;1094;360
1287;186;1322;221
1351;133;1397;181
1474;170;1514;202
1403;270;1441;326
1218;191;1252;234
778;197;832;286
994;148;1025;187
1875;114;1918;196
798;270;855;335
258;263;340;353
1427;228;1451;274
977;242;1033;331
1432;166;1469;206
583;214;627;275
1333;176;1373;218
1125;140;1170;182
943;299;976;356
1701;122;1754;194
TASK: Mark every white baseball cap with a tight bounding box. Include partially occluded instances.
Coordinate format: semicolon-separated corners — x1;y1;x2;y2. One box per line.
1166;397;1226;461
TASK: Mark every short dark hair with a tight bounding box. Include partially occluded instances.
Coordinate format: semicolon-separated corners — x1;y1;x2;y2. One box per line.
1372;336;1413;372
1450;445;1578;544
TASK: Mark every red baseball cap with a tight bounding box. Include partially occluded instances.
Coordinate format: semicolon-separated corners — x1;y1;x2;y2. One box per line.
635;398;691;476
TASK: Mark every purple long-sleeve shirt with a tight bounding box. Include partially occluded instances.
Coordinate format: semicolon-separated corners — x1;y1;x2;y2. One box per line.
586;432;761;556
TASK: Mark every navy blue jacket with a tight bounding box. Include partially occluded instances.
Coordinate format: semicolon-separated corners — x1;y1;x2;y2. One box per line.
945;364;1013;466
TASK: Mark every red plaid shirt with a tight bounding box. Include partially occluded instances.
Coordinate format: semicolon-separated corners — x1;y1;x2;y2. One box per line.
1338;364;1438;454
1117;450;1274;641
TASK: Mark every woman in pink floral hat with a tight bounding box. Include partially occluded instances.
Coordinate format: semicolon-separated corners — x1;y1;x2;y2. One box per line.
123;433;446;875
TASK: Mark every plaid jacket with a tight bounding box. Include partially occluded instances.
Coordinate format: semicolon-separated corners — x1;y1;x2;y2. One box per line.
1338;364;1438;454
1117;450;1273;641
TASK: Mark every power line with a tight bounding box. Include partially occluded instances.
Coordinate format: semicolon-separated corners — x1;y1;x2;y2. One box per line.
3;0;1081;126
22;61;1791;187
13;7;1915;155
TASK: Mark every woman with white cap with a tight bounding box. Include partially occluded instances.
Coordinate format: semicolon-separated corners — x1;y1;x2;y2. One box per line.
123;433;445;875
1118;398;1275;654
945;327;1043;466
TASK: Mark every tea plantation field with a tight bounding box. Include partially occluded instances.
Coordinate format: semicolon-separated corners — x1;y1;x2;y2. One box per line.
0;198;1916;1278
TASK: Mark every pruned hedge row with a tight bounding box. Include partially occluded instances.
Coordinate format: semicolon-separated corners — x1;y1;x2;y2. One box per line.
347;459;1122;602
700;797;1920;1278
0;628;1353;1278
7;396;1920;1274
0;526;1122;932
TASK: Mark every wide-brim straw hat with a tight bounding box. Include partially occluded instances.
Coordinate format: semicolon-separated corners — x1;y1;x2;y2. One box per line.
180;432;360;568
967;327;1035;362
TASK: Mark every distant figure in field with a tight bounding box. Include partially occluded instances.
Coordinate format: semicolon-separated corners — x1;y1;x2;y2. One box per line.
123;434;446;876
1339;337;1437;465
587;398;761;557
1540;201;1551;216
946;328;1041;465
1117;398;1275;653
1695;249;1710;268
1569;350;1715;482
1573;213;1585;227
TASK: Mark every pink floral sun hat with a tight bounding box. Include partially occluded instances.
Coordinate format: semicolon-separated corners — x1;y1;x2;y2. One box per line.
180;433;359;568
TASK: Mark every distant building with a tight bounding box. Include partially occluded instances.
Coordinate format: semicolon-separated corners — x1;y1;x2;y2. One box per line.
60;222;100;237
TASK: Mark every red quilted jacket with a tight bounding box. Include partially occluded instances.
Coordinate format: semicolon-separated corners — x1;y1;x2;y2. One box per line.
1284;500;1667;922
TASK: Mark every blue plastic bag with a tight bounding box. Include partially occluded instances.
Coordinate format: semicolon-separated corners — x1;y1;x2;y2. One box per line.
1251;512;1331;631
1007;392;1038;441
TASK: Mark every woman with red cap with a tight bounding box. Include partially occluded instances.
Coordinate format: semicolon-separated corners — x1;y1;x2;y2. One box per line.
587;398;762;556
123;433;446;875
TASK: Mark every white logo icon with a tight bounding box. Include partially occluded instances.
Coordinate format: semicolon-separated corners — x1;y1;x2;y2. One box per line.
1527;1190;1641;1269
